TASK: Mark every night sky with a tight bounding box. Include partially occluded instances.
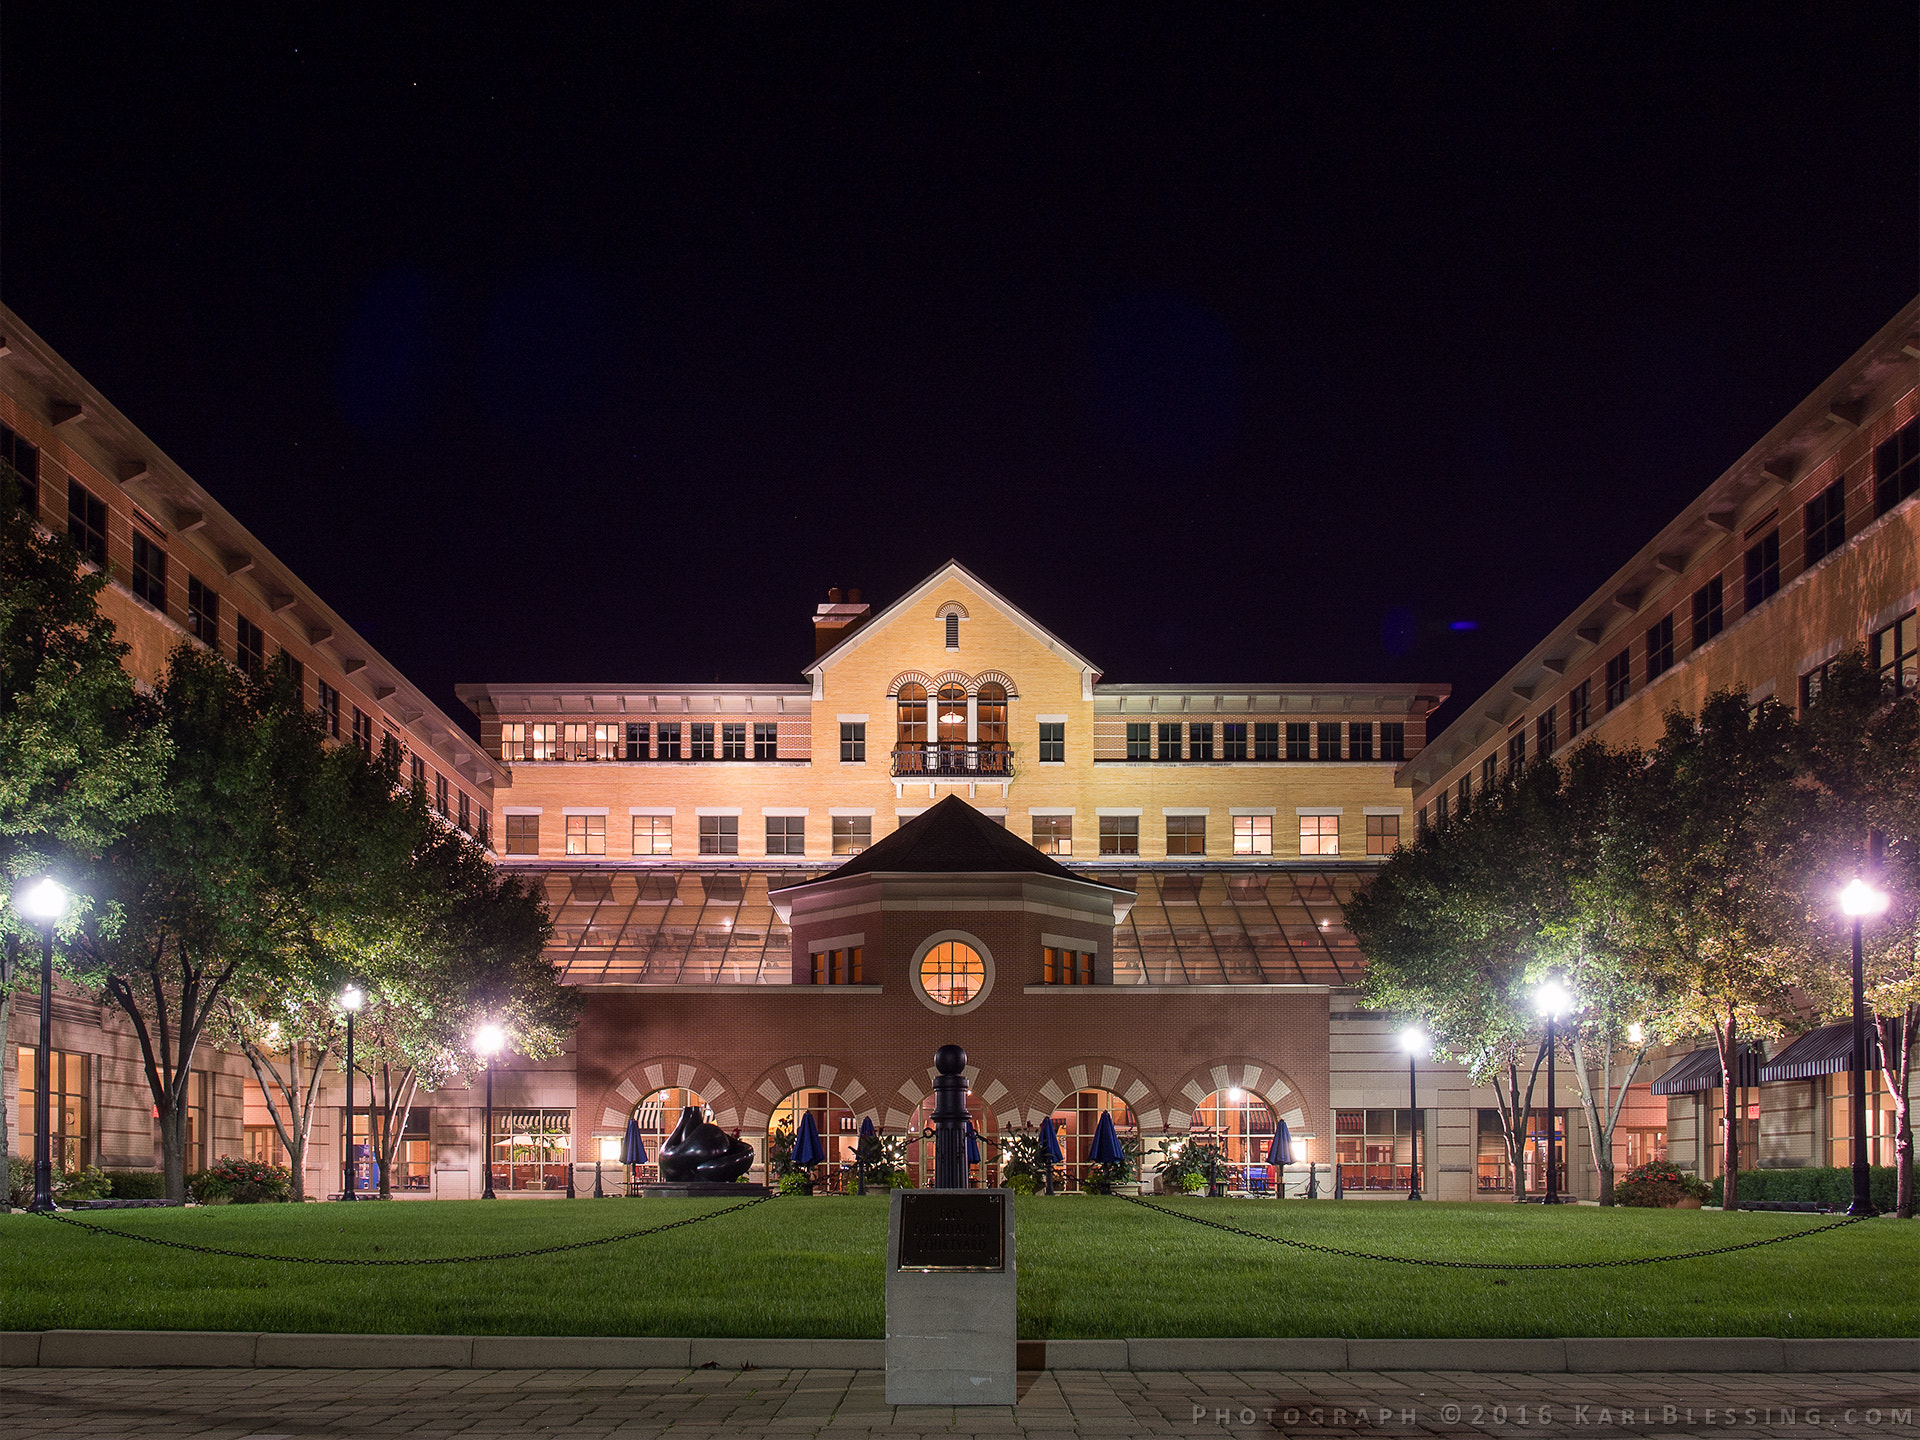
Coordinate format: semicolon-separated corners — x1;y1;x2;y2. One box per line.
4;7;1914;738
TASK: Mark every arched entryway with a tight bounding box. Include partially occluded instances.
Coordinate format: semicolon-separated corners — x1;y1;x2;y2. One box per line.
768;1088;858;1186
1189;1087;1279;1193
627;1086;704;1184
1050;1088;1138;1191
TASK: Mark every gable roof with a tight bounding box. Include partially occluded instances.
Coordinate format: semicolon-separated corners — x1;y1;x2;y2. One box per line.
803;559;1101;679
777;794;1128;891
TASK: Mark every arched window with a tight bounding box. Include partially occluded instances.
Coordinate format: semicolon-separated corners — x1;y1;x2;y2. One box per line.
768;1088;856;1183
907;1094;997;1188
1190;1088;1279;1192
936;684;968;747
976;682;1007;745
629;1087;704;1184
896;683;927;771
1050;1088;1137;1191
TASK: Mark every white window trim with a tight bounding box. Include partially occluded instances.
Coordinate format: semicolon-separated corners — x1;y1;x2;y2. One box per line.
836;714;870;724
761;807;809;817
1040;932;1101;956
502;806;542;816
829;807;876;817
629;806;676;816
809;931;867;955
975;806;1008;817
1228;806;1276;816
1162;806;1210;817
695;806;743;817
895;807;925;818
907;928;995;1018
1095;807;1143;817
1028;806;1075;817
1296;807;1344;816
1362;806;1405;817
562;807;609;816
1036;713;1070;724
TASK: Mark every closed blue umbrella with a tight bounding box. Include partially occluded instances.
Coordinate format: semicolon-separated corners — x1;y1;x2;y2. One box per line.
1089;1111;1124;1166
1266;1120;1293;1167
791;1110;827;1168
1038;1116;1064;1162
620;1116;646;1166
966;1121;981;1166
859;1116;876;1141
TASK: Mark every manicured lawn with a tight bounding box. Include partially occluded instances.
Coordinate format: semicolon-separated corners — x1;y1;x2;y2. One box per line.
1;1196;1911;1340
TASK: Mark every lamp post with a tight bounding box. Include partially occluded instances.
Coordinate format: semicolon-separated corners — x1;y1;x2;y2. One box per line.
1399;1027;1428;1201
475;1023;506;1200
1839;876;1890;1218
339;985;364;1200
17;878;69;1213
1534;981;1572;1204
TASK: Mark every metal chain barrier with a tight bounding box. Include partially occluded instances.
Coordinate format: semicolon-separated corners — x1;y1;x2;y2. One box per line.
28;1194;769;1267
1119;1194;1868;1270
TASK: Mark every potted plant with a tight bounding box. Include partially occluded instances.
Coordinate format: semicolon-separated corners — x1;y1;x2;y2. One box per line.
1610;1161;1710;1209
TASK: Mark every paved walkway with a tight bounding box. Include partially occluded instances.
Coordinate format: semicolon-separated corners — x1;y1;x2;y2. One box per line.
2;1365;1915;1439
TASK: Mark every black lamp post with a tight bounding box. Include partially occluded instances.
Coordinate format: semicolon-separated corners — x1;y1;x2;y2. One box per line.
1839;875;1889;1217
1399;1027;1427;1202
18;878;69;1213
339;985;364;1201
1536;981;1571;1204
476;1023;505;1200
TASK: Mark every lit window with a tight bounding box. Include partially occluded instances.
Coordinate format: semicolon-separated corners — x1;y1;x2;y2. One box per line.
1166;815;1205;855
1366;814;1399;855
1874;611;1917;695
566;813;605;855
811;947;865;984
633;815;672;855
832;815;871;855
919;940;984;1006
1233;815;1272;855
529;722;557;760
1032;814;1072;856
1299;814;1338;856
1099;815;1138;855
16;1048;89;1170
1042;947;1094;985
592;723;621;760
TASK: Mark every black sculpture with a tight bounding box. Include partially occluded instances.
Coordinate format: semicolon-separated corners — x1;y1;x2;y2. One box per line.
658;1104;755;1183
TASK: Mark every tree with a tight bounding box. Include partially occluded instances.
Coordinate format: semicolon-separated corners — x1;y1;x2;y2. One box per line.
0;485;170;1207
1613;689;1803;1214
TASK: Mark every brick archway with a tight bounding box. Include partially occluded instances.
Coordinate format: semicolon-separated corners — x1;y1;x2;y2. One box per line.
1023;1058;1165;1133
969;668;1019;699
887;670;937;698
738;1056;883;1134
592;1057;740;1134
882;1060;1019;1134
1163;1057;1310;1136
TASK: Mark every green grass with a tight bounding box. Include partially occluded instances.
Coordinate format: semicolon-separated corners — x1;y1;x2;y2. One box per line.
2;1197;1912;1340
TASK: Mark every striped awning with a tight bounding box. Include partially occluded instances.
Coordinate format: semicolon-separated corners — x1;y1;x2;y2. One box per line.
1757;1022;1882;1083
1650;1044;1764;1095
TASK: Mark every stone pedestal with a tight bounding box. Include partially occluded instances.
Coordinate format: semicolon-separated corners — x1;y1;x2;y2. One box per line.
885;1188;1017;1405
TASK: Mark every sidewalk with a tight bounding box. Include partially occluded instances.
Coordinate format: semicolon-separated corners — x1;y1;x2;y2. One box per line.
3;1364;1915;1439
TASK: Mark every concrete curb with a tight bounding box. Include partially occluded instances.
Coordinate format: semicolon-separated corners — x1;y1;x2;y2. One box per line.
3;1330;1914;1373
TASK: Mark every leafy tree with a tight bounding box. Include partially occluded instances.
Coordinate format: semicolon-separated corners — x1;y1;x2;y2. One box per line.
0;487;169;1207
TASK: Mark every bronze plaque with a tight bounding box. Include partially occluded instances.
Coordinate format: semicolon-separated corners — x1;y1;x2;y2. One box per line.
895;1191;1006;1271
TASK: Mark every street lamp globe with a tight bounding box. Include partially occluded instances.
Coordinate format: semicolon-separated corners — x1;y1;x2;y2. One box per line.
339;984;366;1013
17;877;69;922
1534;980;1572;1019
475;1023;506;1058
1839;878;1890;918
1399;1026;1429;1056
1626;1022;1646;1045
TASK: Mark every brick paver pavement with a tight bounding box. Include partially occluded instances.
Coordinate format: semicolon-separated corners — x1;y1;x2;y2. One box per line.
1;1366;1914;1439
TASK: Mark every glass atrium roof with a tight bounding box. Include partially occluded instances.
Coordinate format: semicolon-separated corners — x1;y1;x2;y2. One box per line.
526;866;1372;987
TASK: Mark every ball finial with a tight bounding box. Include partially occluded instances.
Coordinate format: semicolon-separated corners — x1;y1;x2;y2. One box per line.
934;1043;968;1076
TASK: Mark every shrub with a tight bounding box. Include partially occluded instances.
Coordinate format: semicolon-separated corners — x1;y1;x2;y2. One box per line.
54;1166;112;1203
776;1170;814;1196
1705;1165;1915;1211
5;1154;29;1207
1611;1161;1710;1207
102;1170;168;1199
188;1156;292;1205
1004;1171;1039;1195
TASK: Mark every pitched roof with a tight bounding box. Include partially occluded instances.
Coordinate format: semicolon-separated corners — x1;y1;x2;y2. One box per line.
783;794;1119;889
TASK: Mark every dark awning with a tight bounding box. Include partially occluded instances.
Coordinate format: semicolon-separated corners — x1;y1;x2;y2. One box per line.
1758;1022;1882;1083
1650;1044;1764;1095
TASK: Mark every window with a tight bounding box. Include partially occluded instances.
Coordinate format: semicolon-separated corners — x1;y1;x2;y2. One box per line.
2;423;41;513
1874;611;1917;695
811;947;865;985
1804;478;1846;567
1188;722;1213;760
1826;1068;1900;1169
832;815;871;855
1435;792;1449;827
477;808;491;848
919;940;984;1006
1800;657;1841;710
1125;722;1151;759
1335;1109;1423;1193
66;479;107;567
524;722;555;760
566;813;605;855
1232;814;1272;856
977;683;1007;748
1378;723;1405;762
1645;613;1674;681
185;576;219;648
721;722;746;760
625;722;649;760
1222;722;1248;760
1349;722;1374;760
592;723;620;760
753;722;779;760
1043;947;1094;985
1875;415;1919;517
1099;815;1138;855
698;814;738;855
457;791;471;832
236;615;264;675
1605;649;1631;711
352;706;374;754
279;651;303;696
16;1048;89;1170
1481;753;1498;792
657;722;682;760
1691;576;1723;649
316;679;341;738
897;683;928;756
840;722;866;762
562;722;589;760
488;1108;572;1194
690;723;715;760
1254;722;1281;760
130;530;167;611
1744;528;1780;611
633;815;672;855
1456;775;1470;815
1166;814;1206;855
1299;814;1338;856
1317;722;1342;760
1366;814;1399;855
766;815;805;855
1032;814;1072;856
1567;680;1591;737
506;814;539;855
945;612;960;649
1038;722;1064;762
1507;729;1526;775
434;772;450;817
402;754;421;794
1536;704;1557;760
1157;722;1182;761
1285;722;1311;760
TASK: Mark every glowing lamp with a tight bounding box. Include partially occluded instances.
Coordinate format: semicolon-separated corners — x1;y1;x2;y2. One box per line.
17;877;68;922
339;984;365;1013
1627;1022;1645;1044
1399;1026;1429;1056
474;1023;507;1058
1839;878;1890;918
1534;980;1572;1019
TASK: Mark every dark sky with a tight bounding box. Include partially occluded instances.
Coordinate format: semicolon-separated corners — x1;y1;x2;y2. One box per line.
4;6;1915;737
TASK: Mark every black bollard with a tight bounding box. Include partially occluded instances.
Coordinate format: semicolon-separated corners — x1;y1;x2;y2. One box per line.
931;1044;971;1190
593;1160;604;1198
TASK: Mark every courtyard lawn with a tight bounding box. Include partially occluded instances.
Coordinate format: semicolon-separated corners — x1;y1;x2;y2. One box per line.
1;1196;1912;1341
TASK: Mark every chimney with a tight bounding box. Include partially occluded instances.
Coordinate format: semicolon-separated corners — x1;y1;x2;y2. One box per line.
814;585;872;658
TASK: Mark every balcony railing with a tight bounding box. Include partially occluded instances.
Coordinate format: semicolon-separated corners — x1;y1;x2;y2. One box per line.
890;743;1014;778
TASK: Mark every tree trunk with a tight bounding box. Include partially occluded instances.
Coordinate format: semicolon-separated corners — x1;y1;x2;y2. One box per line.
236;1033;330;1203
158;1101;189;1204
374;1065;418;1202
1878;1006;1914;1221
1570;1031;1647;1209
1714;1010;1740;1213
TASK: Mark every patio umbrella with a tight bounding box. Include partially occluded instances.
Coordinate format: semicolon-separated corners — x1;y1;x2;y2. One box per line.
620;1116;646;1166
856;1115;876;1194
791;1110;827;1168
1267;1120;1294;1198
965;1121;981;1166
1089;1111;1125;1166
1038;1115;1064;1195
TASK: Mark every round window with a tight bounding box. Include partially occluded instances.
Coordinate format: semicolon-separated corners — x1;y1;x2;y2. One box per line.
918;940;985;1007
